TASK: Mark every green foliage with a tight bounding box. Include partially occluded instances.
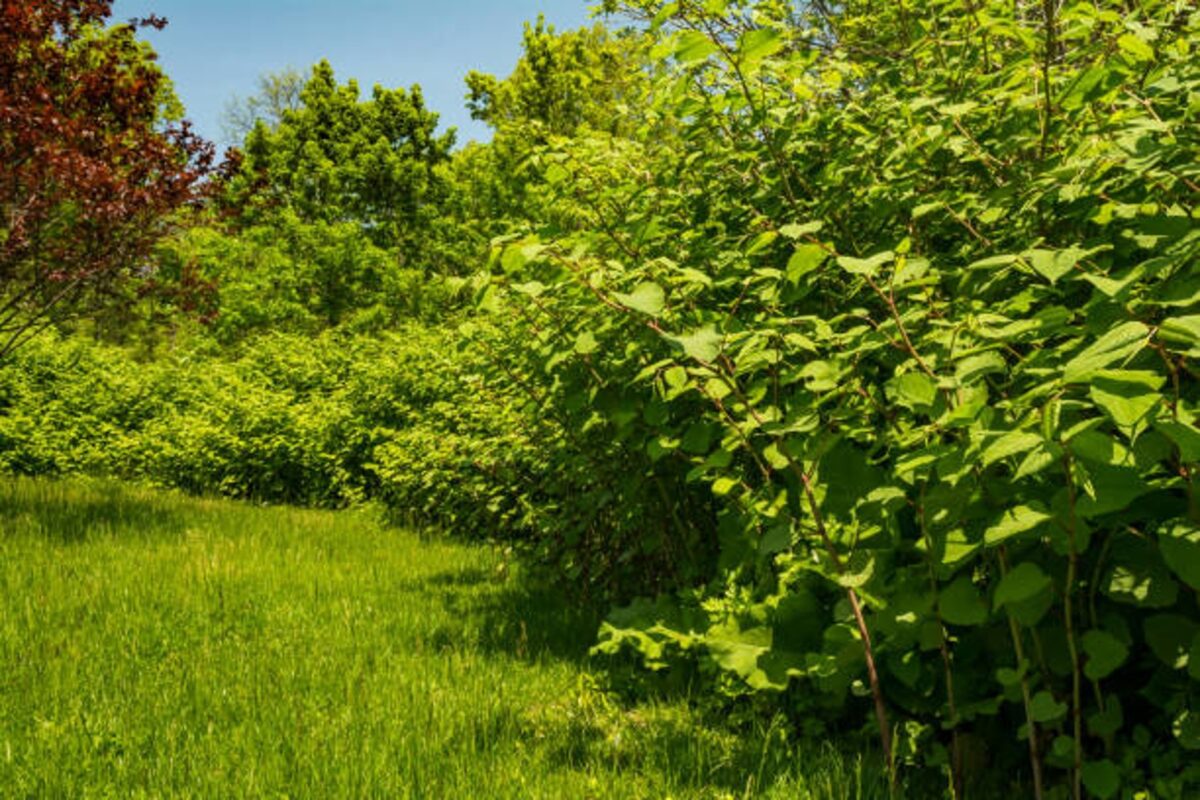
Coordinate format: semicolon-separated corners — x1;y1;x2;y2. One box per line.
0;329;462;507
221;66;305;141
153;214;467;339
6;1;1200;795
466;17;655;139
228;60;455;259
464;0;1200;795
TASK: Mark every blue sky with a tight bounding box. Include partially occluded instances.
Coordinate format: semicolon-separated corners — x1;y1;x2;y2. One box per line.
111;1;596;149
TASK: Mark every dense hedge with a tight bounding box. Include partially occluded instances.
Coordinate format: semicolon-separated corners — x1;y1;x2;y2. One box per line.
0;328;695;598
0;330;454;508
463;1;1200;797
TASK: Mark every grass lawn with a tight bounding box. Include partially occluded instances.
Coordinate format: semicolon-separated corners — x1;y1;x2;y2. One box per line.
0;478;891;799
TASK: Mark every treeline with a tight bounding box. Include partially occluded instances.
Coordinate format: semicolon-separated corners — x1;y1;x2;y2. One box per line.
3;1;1200;797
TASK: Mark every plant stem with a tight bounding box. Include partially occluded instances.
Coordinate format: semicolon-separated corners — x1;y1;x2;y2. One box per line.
1000;549;1045;800
1061;452;1084;800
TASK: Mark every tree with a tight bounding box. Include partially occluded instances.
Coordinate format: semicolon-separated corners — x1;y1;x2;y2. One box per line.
221;67;306;143
228;61;455;261
0;0;213;358
466;16;655;140
443;17;663;268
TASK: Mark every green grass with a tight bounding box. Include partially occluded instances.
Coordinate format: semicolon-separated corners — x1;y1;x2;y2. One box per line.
0;477;892;799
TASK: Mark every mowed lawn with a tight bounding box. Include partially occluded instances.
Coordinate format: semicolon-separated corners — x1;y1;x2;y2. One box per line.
0;478;887;799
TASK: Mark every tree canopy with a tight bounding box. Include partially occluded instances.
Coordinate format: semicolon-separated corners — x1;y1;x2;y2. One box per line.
0;0;213;358
230;60;455;257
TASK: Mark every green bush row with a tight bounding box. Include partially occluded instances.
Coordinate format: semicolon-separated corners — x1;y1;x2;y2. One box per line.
0;328;688;599
0;329;465;510
457;1;1200;796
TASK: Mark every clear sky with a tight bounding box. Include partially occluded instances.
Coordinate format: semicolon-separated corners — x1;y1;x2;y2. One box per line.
111;1;596;150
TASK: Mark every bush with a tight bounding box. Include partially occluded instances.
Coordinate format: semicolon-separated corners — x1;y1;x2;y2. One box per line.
465;1;1200;795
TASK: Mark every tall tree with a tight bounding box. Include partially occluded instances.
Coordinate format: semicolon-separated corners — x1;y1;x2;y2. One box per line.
221;67;306;142
466;16;655;140
229;61;455;260
0;0;213;358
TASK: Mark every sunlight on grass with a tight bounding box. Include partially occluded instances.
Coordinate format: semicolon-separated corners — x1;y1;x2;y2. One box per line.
0;478;890;798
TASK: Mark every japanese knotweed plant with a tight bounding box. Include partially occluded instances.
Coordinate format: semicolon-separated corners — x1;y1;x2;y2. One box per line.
472;0;1200;797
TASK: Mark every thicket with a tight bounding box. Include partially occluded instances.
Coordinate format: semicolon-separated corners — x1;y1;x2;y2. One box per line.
2;1;1199;797
466;1;1200;797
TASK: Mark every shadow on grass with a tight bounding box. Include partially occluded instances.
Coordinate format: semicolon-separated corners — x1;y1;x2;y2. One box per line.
422;576;604;665
524;695;895;800
0;477;187;543
392;566;494;592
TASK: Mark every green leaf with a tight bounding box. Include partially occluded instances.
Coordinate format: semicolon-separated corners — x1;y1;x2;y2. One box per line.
1062;322;1150;383
669;326;723;362
711;476;739;497
1159;315;1200;355
746;230;777;255
753;649;807;691
511;280;546;298
1159;521;1200;590
1083;264;1147;298
1155;420;1200;461
938;100;978;117
1008;584;1055;628
739;27;784;64
1030;690;1068;723
837;251;893;277
940;529;981;569
786;245;827;284
968;254;1018;270
614;282;666;316
779;221;823;239
1081;630;1129;680
1061;65;1124;110
762;442;790;470
985;503;1052;547
889;372;937;410
705;624;771;679
996;665;1025;687
500;246;528;274
1174;710;1200;750
1088;697;1124;738
895;257;930;285
982;430;1043;469
1104;559;1178;609
939;576;988;626
1117;32;1155;62
574;331;599;355
1144;614;1200;669
1025;248;1081;285
912;201;942;220
1074;463;1150;519
674;30;719;65
799;360;838;392
1069;431;1131;466
955;351;1006;385
837;550;876;589
1081;760;1121;799
1189;633;1200;682
994;563;1052;610
680;422;714;455
759;524;792;555
1088;370;1163;430
1015;443;1060;480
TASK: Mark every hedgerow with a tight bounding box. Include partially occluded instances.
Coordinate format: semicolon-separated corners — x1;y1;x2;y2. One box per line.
467;1;1200;796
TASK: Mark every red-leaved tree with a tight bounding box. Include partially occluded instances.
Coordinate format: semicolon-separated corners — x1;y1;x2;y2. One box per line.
0;0;214;357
